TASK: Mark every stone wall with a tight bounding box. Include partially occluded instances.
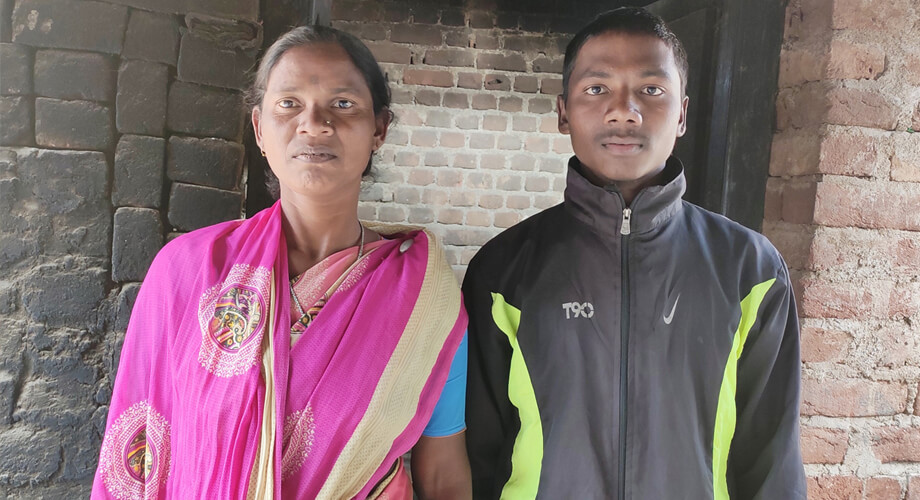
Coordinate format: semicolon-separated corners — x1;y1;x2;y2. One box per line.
0;0;258;495
764;0;920;497
331;0;584;278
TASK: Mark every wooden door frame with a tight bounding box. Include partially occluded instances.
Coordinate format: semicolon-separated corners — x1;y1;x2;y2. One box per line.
649;0;787;231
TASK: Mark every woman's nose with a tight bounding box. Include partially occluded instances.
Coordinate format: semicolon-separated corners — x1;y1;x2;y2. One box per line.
296;107;334;136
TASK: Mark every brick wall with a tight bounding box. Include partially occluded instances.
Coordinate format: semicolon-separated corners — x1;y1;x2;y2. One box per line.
331;1;579;278
764;0;920;497
0;0;258;495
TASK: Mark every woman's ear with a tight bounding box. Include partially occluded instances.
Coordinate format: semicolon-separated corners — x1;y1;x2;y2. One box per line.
372;108;390;151
252;107;264;150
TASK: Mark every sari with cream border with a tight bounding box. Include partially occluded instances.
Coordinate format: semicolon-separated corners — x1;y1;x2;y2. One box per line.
92;201;467;499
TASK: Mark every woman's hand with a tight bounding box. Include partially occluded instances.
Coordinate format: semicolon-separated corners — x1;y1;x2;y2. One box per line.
411;431;473;500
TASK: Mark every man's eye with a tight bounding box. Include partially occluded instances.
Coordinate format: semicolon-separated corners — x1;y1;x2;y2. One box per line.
643;86;664;96
278;99;296;108
334;100;354;109
585;86;604;95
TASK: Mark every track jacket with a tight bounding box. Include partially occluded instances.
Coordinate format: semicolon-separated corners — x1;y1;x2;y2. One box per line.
463;157;806;499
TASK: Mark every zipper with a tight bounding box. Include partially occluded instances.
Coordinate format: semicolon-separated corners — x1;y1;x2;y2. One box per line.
618;207;631;500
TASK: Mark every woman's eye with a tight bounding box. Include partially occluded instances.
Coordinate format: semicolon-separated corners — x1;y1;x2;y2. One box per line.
278;99;296;109
585;86;604;95
333;99;354;109
643;86;664;96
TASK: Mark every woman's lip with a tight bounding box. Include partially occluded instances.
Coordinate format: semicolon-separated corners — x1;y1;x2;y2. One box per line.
293;152;337;162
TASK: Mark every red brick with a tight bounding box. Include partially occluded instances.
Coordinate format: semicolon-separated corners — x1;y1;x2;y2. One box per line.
826;87;898;131
512;116;537;132
866;478;902;500
466;210;491;227
442;91;468;109
801;426;848;463
891;133;920;183
780;178;817;224
331;0;382;22
471;34;498;50
896;237;920;271
408;169;434;186
445;31;472;48
422;48;474;67
532;56;562;74
871;426;920;462
457;72;482;89
395;151;419;167
390;24;443;46
438;208;463;225
778;48;824;87
503;34;553;54
761;220;814;270
423;151;448;167
469;133;494;149
534;194;560;209
466;172;493;189
403;69;453;87
769;131;820;176
399;109;423;126
783;0;833;43
468;10;493;29
513;75;539;93
801;327;850;363
814;178;920;231
913;103;920;130
528;97;554;114
775;85;829;130
817;127;886;177
494;211;522;228
802;378;908;416
394;187;420;204
478;194;502;209
905;55;920;86
540;78;563;95
807;475;863;500
452;153;476;169
809;227;897;272
540;116;558;133
826;40;885;81
510;154;533;171
410;130;437;147
482;115;507;131
484;73;511;91
498;135;522;151
496;174;523;191
449;191;475;207
553;137;572;154
872;324;920;368
408;207;434;224
378;205;406;223
366;42;412;64
425;110;451;128
916;384;920;415
422;188;448;206
477;53;527;72
506;195;530;210
888;283;920;319
415;89;441;106
471;94;496;110
525;176;549;192
499;96;523;112
798;275;892;319
831;0;912;31
480;154;505;170
763;179;783;222
440;132;464;148
525;137;549;153
909;476;920;500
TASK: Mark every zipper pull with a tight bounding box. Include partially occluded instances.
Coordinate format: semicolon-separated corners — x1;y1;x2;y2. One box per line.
620;208;632;235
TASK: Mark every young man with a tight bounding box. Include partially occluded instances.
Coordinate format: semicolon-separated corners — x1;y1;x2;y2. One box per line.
463;7;807;499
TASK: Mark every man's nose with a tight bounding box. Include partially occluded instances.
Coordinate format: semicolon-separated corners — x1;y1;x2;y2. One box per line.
604;92;642;126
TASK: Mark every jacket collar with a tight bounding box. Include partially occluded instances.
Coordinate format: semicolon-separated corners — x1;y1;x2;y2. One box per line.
563;155;686;238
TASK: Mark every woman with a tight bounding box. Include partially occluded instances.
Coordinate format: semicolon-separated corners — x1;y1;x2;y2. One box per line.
93;26;471;499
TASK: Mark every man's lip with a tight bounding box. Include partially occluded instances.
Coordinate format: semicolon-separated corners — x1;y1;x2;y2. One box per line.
601;141;643;154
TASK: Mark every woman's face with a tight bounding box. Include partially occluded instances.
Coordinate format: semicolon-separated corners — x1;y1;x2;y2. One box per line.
252;42;388;202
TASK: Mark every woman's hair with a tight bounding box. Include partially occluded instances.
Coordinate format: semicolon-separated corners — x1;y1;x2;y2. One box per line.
246;25;393;197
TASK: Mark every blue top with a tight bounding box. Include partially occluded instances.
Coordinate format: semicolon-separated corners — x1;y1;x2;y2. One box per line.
422;331;468;437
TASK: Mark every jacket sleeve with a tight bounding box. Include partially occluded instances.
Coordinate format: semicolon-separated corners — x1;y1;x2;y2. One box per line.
462;259;516;499
729;262;807;499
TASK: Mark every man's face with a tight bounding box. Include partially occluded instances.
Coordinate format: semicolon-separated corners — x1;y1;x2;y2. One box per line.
558;31;688;187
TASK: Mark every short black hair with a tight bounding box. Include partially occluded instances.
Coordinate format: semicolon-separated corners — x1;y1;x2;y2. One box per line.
246;25;393;197
561;7;688;99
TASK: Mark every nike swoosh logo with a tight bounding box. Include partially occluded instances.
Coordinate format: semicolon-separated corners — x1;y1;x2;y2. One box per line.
663;293;680;325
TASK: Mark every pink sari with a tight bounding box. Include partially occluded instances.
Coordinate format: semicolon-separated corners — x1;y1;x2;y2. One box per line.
93;202;467;499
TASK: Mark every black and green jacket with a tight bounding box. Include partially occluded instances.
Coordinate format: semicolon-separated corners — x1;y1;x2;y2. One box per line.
463;157;806;499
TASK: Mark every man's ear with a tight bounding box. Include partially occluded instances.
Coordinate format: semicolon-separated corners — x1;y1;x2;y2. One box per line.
252;107;264;150
372;107;390;151
557;94;570;135
677;95;688;137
